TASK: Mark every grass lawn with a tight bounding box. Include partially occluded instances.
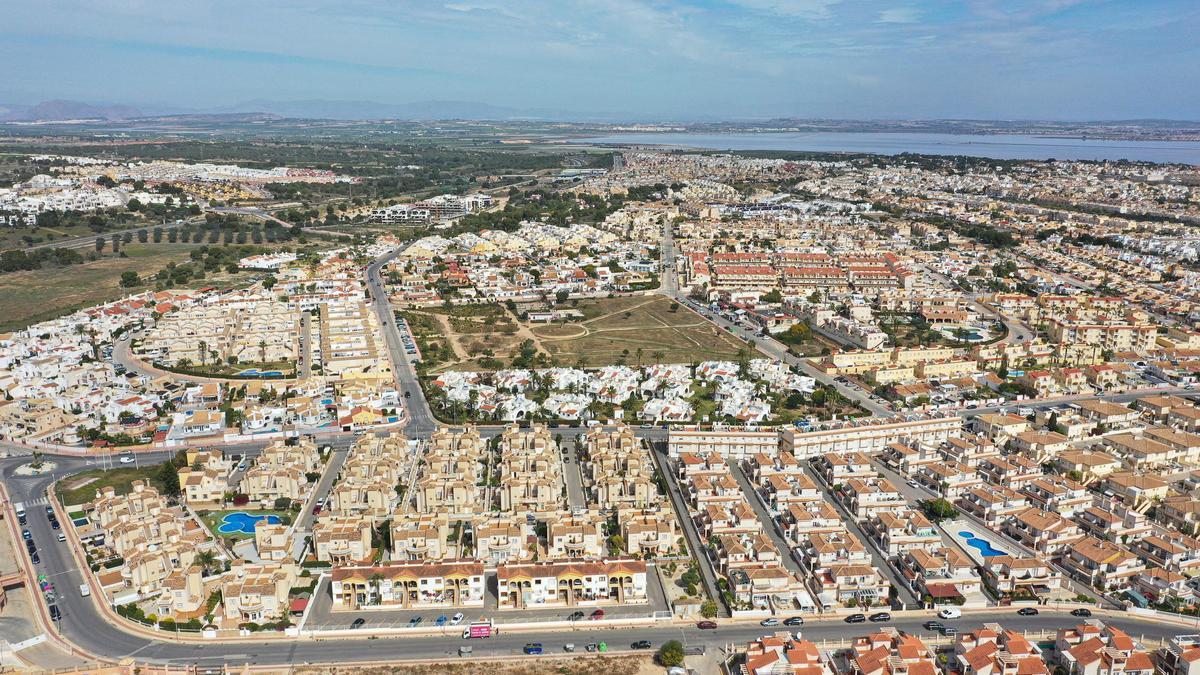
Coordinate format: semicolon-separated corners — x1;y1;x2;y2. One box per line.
57;464;168;507
200;509;291;540
0;244;259;331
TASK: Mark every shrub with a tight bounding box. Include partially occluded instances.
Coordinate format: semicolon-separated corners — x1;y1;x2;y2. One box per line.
658;640;685;667
232;494;250;506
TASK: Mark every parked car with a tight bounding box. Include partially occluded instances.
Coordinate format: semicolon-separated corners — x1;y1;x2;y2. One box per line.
942;627;958;637
631;640;652;650
568;611;585;621
49;604;61;621
590;609;605;620
760;618;780;627
350;617;365;629
523;643;544;655
1070;608;1092;617
869;612;892;623
938;607;962;619
119;455;135;464
450;612;465;625
696;620;718;630
783;617;805;627
22;529;32;541
436;615;447;626
924;621;944;632
845;614;866;623
30;551;40;564
1017;607;1039;616
408;616;423;627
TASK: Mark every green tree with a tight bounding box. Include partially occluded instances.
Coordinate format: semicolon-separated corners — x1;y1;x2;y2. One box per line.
120;271;140;288
922;498;958;521
700;599;718;618
158;461;181;498
658;640;685;667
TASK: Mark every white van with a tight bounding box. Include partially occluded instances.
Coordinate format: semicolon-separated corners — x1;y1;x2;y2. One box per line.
937;607;962;619
79;583;91;598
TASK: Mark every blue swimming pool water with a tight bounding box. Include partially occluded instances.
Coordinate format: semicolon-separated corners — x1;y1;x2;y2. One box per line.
958;530;1006;557
217;511;280;535
236;369;284;377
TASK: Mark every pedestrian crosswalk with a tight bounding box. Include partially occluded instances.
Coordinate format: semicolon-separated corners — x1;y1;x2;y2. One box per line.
22;496;49;507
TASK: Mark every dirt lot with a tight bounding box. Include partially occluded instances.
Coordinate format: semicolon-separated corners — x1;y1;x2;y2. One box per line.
405;295;747;373
534;295;747;367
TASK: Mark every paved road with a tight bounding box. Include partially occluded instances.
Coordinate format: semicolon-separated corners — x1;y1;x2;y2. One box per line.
365;248;436;438
650;445;726;616
803;462;920;609
728;463;805;577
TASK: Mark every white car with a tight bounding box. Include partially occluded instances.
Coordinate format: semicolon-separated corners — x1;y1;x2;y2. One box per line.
118;455;135;464
450;612;465;625
938;607;962;619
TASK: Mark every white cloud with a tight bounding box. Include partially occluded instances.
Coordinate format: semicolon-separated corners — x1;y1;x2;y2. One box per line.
724;0;842;20
878;7;919;23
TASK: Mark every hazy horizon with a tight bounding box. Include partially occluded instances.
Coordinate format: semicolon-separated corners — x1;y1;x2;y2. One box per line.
3;1;1199;121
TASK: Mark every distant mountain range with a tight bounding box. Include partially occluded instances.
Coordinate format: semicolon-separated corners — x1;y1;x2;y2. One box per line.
0;99;147;122
1;99;1196;130
0;98;614;122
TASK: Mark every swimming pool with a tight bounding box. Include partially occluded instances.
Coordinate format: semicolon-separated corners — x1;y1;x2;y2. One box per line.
216;511;281;535
958;530;1006;557
236;368;284;378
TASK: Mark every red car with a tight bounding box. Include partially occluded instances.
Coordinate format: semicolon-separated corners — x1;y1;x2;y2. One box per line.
312;505;322;515
590;609;605;620
696;620;718;630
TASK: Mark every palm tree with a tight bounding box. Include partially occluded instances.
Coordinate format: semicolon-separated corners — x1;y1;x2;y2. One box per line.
198;340;208;365
258;340;267;363
196;550;217;576
368;572;386;605
653;350;665;364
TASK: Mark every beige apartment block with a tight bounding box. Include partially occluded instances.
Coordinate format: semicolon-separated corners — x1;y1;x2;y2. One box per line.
780;416;960;458
545;510;606;558
617;506;678;557
152;565;206;619
254;521;293;562
313;516;374;565
496;423;563;513
585;425;657;509
496;558;648;609
390;513;450;561
219;561;298;623
472;514;534;564
138;297;300;366
123;539;200;597
330;561;486;610
241;438;321;505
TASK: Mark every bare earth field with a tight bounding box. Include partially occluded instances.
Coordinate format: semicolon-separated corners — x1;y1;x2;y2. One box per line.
535;295;748;367
404;295;747;372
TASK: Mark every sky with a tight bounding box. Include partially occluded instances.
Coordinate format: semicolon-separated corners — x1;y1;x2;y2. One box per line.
1;0;1198;121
